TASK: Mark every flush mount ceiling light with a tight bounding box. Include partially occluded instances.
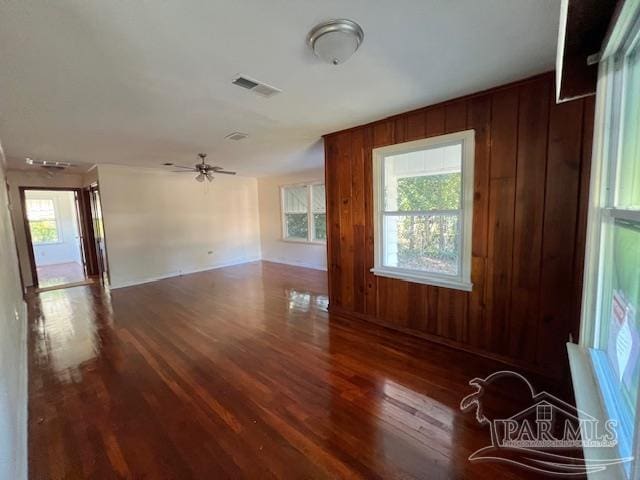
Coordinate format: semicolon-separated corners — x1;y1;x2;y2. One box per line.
307;19;364;65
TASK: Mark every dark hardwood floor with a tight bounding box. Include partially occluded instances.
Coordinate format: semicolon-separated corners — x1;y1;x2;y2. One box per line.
28;261;565;479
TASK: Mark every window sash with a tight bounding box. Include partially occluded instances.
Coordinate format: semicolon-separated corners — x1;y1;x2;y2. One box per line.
371;130;474;291
380;208;460;216
26;198;61;244
574;3;640;478
281;182;326;243
380;210;462;277
26;199;56;221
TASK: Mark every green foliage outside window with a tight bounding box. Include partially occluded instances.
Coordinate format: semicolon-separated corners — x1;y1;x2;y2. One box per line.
395;173;461;274
313;214;326;241
396;173;461;211
286;213;308;239
30;220;59;244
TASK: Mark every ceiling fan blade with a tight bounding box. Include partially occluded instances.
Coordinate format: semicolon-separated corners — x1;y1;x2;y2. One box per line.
172;165;196;170
172;170;197;173
212;170;236;175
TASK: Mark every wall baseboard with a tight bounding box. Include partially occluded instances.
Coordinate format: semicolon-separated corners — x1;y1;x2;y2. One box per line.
260;258;327;271
109;257;262;289
109;256;327;289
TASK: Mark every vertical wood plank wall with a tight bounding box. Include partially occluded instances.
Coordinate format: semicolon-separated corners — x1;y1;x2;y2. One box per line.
323;73;595;380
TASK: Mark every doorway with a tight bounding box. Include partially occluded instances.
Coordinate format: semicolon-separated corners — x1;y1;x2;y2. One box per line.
89;184;109;283
20;187;104;290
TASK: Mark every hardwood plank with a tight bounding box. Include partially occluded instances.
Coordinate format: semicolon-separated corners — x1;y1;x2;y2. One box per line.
28;261;561;479
509;77;550;362
324;135;341;307
467;94;492;258
378;276;409;328
405;110;426;141
373;121;394;149
351;129;366;315
337;132;355;310
363;128;377;317
445;101;467;133
486;88;519;354
538;98;584;375
466;94;492;347
425;106;445;137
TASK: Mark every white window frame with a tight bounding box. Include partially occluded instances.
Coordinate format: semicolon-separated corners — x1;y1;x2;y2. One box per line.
280;181;326;244
567;1;640;479
26;197;63;245
371;130;475;291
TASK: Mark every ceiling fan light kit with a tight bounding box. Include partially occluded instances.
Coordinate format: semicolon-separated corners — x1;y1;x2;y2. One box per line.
168;153;236;182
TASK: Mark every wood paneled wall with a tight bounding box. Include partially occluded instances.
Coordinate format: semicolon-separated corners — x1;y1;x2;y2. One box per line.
323;73;595;380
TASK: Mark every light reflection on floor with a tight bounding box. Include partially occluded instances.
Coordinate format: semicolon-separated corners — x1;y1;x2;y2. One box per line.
37;261;86;288
286;288;329;313
33;287;102;383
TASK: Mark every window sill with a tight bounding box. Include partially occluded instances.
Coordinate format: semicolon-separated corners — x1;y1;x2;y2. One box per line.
566;343;628;480
371;267;472;291
280;238;326;246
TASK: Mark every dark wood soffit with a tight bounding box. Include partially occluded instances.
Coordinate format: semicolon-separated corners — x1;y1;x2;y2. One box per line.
556;0;619;102
323;71;555;138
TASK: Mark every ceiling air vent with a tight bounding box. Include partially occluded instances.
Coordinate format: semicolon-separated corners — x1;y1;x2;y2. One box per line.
225;132;248;141
26;158;73;169
232;76;259;90
232;75;281;98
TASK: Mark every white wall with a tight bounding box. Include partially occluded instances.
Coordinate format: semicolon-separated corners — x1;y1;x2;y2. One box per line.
97;165;262;288
0;148;28;479
6;171;85;287
257;168;327;270
26;190;82;266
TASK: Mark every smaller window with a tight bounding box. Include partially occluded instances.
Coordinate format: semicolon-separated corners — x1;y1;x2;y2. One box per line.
311;184;326;242
372;130;475;291
26;198;60;244
281;183;326;243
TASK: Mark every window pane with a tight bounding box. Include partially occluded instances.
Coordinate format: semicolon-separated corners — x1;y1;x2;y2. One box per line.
592;219;639;469
312;184;325;213
313;213;326;241
283;186;308;213
384;143;462;211
382;213;459;275
26;198;56;220
285;213;308;239
597;219;640;414
30;219;59;244
617;42;640;209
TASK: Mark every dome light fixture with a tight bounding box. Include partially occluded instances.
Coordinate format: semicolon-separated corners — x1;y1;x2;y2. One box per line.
307;19;364;66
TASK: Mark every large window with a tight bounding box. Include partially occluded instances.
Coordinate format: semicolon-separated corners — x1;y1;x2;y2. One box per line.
281;183;326;243
573;3;640;478
26;198;60;244
372;130;474;290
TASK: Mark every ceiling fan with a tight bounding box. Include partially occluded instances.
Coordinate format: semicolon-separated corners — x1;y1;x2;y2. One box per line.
170;153;236;182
